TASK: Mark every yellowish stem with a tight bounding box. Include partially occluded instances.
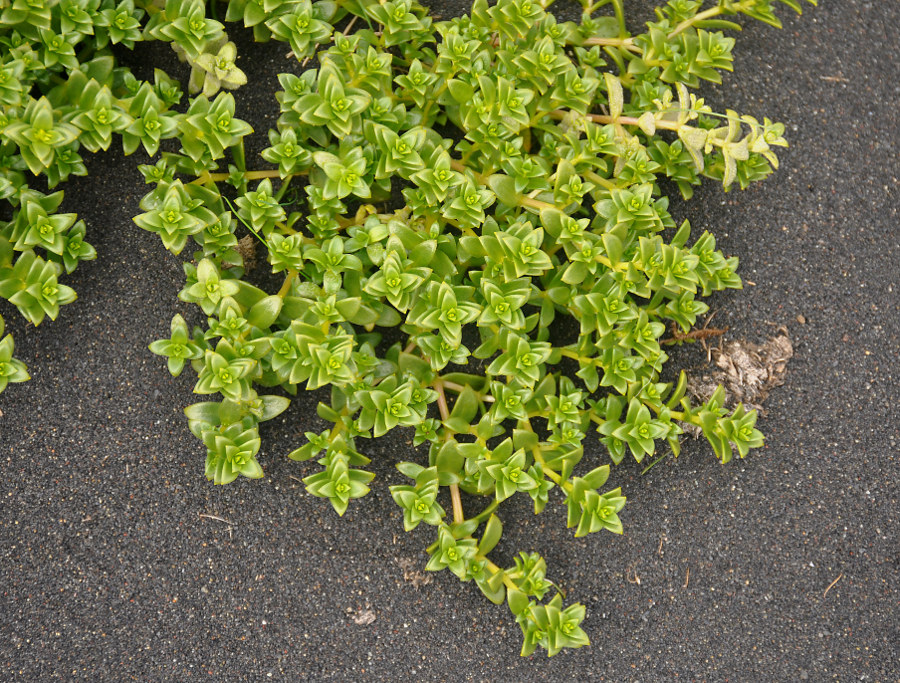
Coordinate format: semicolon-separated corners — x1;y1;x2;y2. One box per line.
277;270;297;298
449;159;489;185
583;36;639;52
485;559;519;592
668;5;726;39
519;195;556;211
440;380;495;403
434;379;465;524
583;169;617;191
550;109;681;131
194;168;307;185
450;485;464;525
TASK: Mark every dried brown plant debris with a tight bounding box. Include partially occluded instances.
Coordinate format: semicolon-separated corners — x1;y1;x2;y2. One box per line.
236;235;257;271
396;557;433;588
687;330;794;416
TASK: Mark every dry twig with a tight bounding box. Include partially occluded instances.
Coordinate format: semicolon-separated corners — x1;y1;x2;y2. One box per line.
823;573;844;598
199;513;235;525
626;562;641;585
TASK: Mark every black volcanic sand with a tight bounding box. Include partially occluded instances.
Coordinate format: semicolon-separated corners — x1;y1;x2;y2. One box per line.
1;2;897;680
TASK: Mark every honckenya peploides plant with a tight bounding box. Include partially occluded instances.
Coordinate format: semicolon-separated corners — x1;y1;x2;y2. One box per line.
0;0;814;657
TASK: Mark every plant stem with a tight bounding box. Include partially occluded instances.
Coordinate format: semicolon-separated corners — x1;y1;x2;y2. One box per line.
583;169;617;191
549;109;681;131
519;195;556;211
468;499;500;525
450;485;464;525
237;168;300;182
449;159;488;185
277;270;297;298
274;175;293;202
434;379;465;524
440;379;495;403
530;443;573;494
667;0;754;39
641;446;673;475
583;36;638;52
668;6;721;38
558;348;589;363
485;559;519;592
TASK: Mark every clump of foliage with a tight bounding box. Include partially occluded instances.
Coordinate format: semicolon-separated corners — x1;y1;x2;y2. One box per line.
0;0;248;388
0;0;814;657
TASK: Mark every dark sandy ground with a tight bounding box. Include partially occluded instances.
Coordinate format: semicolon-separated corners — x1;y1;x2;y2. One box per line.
1;1;898;680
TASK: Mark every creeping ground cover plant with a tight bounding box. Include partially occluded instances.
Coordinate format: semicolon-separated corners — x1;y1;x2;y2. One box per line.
0;0;814;657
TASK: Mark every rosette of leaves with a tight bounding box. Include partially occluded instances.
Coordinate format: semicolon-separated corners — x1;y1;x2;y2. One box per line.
134;0;811;657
